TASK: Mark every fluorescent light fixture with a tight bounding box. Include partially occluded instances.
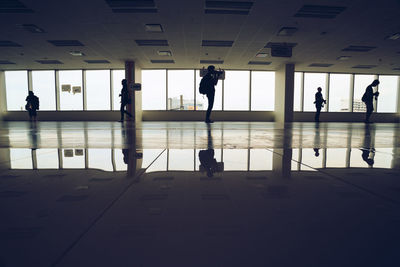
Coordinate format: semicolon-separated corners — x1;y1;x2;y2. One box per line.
386;32;400;40
256;52;268;58
157;50;172;56
145;24;163;32
69;51;85;56
336;56;351;60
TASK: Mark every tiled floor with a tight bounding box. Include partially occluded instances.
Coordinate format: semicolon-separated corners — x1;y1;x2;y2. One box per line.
0;121;399;267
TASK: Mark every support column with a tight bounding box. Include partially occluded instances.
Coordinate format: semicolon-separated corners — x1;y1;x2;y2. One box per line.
125;61;142;122
0;71;7;121
274;64;295;123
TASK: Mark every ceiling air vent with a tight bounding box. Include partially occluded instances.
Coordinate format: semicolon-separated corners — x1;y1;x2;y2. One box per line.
84;60;110;64
392;67;400;71
265;42;297;58
17;24;45;33
0;0;33;13
145;24;163;32
36;60;63;64
200;60;224;64
135;39;168;46
151;59;175;64
294;5;346;19
352;65;377;69
202;40;234;47
309;63;333;67
48;40;84;46
0;40;22;47
0;60;15;64
205;1;253;15
342;45;376;52
248;61;271;65
277;27;298;36
105;0;157;13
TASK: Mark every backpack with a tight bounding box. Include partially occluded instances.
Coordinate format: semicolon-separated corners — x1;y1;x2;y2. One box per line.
199;75;212;95
361;92;367;102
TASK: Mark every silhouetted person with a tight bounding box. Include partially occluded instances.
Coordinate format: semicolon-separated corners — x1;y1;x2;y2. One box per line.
119;79;132;122
199;124;218;177
25;91;39;122
201;65;220;123
362;79;379;123
314;87;326;122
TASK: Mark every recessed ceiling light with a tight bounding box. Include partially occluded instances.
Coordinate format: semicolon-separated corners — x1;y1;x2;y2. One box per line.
157;50;172;56
386;32;400;40
256;52;268;58
337;56;351;60
69;51;85;56
145;24;163;32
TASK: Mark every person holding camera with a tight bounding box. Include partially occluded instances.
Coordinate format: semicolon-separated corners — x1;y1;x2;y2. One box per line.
25;91;39;122
314;87;326;122
202;65;220;123
118;79;132;122
361;79;379;123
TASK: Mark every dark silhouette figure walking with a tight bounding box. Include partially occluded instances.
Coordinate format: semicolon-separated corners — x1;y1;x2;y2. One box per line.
313;124;321;157
361;79;379;123
360;124;375;167
198;124;220;177
119;79;132;122
314;87;326;122
25;91;39;122
200;65;220;123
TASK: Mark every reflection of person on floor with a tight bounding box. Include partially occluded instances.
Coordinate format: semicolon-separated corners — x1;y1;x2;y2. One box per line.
361;79;379;123
199;124;217;177
29;122;38;150
314;87;326;122
313;124;320;157
25;91;39;122
119;79;133;122
361;124;375;167
122;149;129;164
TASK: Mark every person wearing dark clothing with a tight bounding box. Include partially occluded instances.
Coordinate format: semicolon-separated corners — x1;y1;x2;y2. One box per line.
362;79;380;123
119;79;132;122
25;91;39;122
314;87;326;122
203;65;220;123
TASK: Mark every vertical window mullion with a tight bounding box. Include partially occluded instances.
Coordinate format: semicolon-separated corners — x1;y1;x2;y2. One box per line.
325;73;330;112
300;72;304;111
249;71;252;111
55;70;60;111
193;69;196;111
349;74;354;112
110;70;114;111
166;69;168;110
82;70;87;111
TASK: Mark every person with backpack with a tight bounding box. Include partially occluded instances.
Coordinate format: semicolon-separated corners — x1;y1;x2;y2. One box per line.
119;79;133;122
313;87;326;122
199;65;220;123
25;91;39;122
361;79;379;123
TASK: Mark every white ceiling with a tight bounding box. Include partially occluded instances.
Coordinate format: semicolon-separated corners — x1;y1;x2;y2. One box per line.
0;0;400;74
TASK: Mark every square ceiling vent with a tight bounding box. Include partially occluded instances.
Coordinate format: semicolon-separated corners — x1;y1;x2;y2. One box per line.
84;60;110;64
200;60;224;64
352;65;377;69
0;40;22;47
205;1;253;15
202;40;234;47
342;45;376;52
0;0;33;13
294;5;346;19
309;63;333;67
48;40;84;46
0;60;16;64
145;24;163;32
36;60;63;64
135;39;168;46
151;59;175;64
277;27;298;36
105;0;157;13
248;61;271;65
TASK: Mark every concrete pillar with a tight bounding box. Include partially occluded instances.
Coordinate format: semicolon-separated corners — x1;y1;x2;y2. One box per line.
125;61;142;122
274;64;295;123
0;71;7;121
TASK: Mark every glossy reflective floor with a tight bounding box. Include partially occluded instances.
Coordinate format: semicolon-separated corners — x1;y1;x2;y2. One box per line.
0;121;399;267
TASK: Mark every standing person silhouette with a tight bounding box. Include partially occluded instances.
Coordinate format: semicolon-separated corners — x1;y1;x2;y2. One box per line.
119;79;132;122
203;65;220;123
314;87;326;122
25;91;39;122
362;79;380;123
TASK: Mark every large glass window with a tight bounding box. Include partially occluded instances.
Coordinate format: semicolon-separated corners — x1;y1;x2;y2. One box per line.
168;149;194;170
303;73;327;112
224;149;248;170
86;70;111;110
62;148;85;168
5;71;28;111
249;149;273;170
32;71;56;110
195;70;222;111
142;70;166;110
112;70;125;111
37;149;59;169
353;74;375;112
377;75;398;113
251;71;275;111
88;149;113;171
328;74;351;112
224;71;250;110
326;148;347;168
167;70;194;110
10;149;32;169
294;72;302;111
59;70;83;110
